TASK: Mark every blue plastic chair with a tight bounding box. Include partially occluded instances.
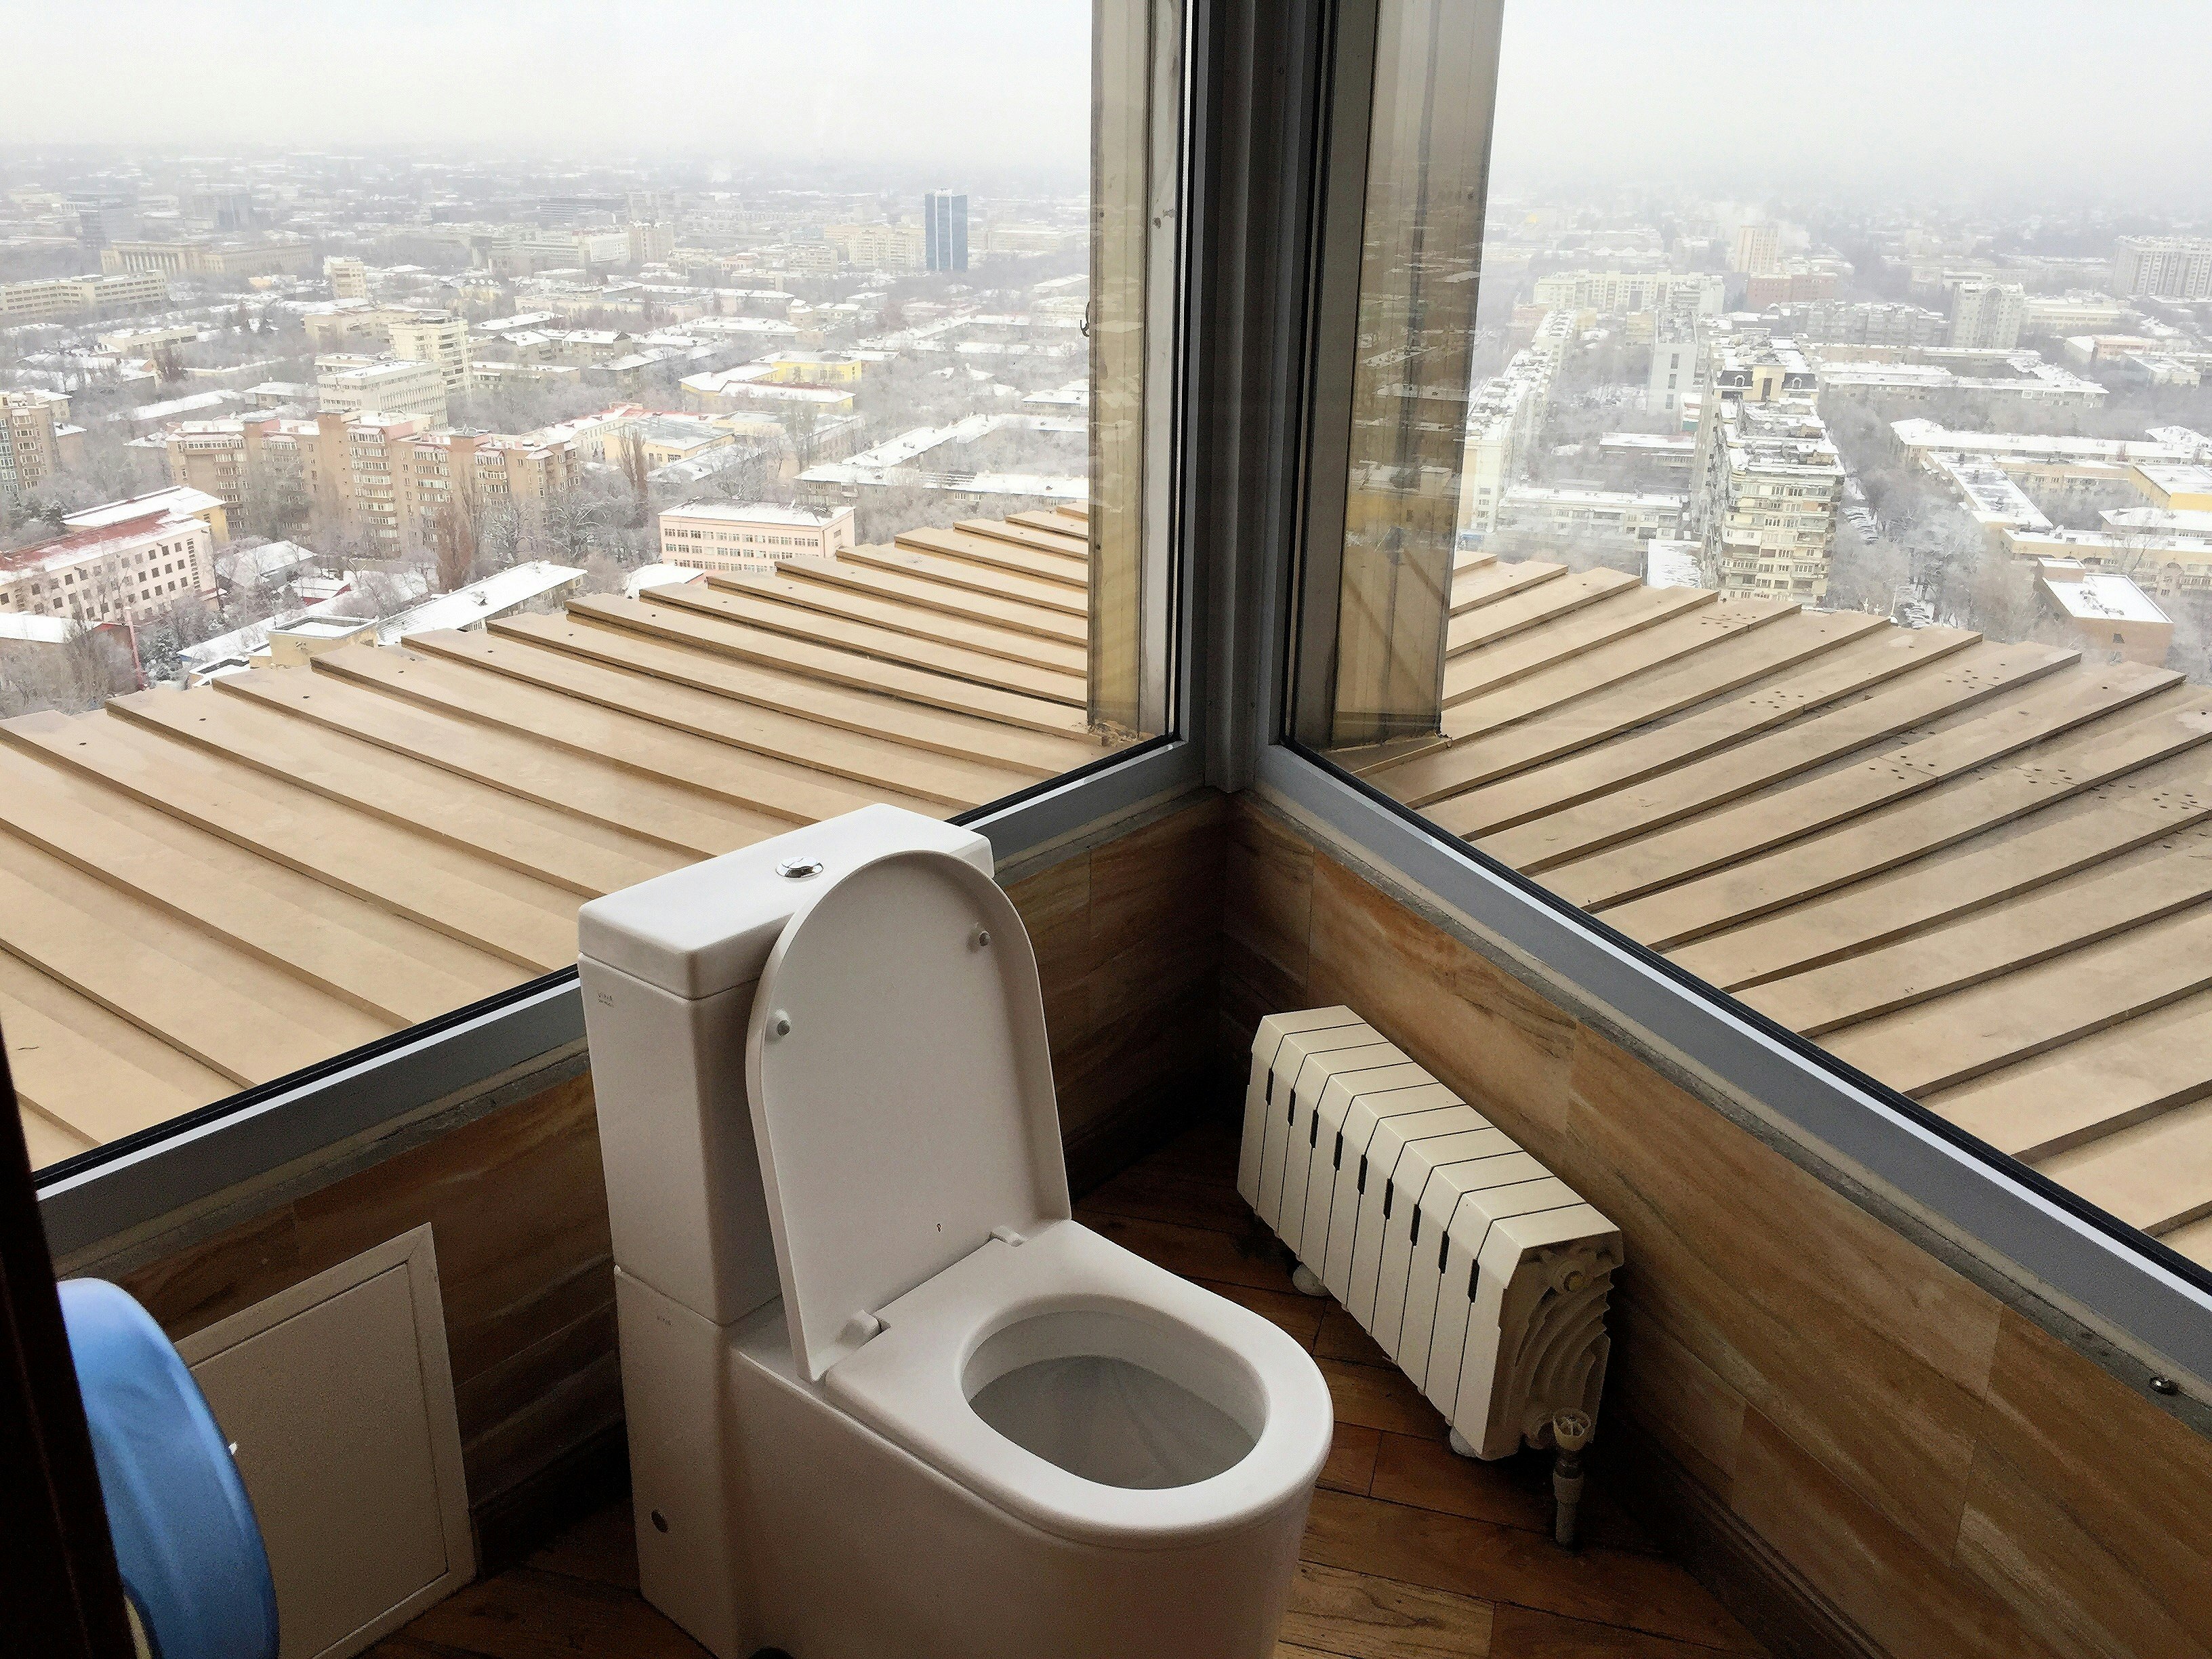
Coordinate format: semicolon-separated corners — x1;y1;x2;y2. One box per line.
59;1279;280;1659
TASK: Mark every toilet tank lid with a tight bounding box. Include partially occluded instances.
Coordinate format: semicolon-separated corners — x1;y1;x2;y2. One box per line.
577;806;994;999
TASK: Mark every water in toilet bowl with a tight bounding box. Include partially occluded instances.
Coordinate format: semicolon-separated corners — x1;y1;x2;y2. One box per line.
968;1353;1256;1490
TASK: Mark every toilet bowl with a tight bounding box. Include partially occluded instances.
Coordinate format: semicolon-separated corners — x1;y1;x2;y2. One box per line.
580;806;1334;1659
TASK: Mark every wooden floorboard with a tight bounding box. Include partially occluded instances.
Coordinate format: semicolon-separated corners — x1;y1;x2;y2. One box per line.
375;1123;1765;1659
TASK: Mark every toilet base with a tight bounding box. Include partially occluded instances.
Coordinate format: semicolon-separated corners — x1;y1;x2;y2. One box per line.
618;1271;1313;1659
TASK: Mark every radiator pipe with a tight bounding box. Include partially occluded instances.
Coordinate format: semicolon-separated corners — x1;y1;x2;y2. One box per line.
1551;1410;1593;1549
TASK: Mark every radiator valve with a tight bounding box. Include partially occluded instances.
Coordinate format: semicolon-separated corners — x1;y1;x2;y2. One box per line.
1550;1409;1593;1549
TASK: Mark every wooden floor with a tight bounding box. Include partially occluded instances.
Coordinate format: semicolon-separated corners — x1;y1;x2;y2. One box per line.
1337;550;2212;1264
372;1121;1765;1659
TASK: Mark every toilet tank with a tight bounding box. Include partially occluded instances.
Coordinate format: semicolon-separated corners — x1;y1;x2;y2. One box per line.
579;806;996;1326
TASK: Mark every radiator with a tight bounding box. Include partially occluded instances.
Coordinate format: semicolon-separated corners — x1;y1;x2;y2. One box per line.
1238;1008;1621;1460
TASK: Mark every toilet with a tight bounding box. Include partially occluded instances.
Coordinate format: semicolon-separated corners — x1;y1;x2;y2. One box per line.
579;804;1334;1659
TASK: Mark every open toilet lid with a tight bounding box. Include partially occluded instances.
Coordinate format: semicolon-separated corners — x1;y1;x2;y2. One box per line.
746;848;1071;1380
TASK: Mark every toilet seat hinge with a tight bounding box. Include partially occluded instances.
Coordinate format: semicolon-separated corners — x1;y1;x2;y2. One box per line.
990;1225;1027;1248
840;1311;884;1348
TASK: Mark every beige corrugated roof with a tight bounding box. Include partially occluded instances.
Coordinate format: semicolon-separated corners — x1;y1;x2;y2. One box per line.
3;506;1110;1168
1345;550;2212;1269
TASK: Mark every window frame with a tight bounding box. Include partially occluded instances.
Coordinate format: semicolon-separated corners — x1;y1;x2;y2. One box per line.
1240;0;2212;1401
37;0;1212;1255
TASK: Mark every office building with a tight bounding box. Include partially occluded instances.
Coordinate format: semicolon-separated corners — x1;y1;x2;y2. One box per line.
99;239;317;279
1948;280;2026;350
314;356;450;426
658;502;857;573
2111;236;2212;301
0;270;169;324
925;190;970;273
0;487;223;627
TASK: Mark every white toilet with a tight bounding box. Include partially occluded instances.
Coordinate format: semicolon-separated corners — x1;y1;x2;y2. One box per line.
579;804;1334;1659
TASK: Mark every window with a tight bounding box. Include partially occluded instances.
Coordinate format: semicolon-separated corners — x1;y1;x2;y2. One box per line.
1282;1;2212;1283
14;0;1192;1198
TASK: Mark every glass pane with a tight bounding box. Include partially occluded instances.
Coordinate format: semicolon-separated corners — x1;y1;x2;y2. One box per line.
1294;0;2212;1271
0;0;1179;1172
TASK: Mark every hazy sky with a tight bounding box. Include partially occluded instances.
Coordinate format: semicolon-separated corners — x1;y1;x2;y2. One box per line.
6;3;2207;213
1491;1;2212;211
0;1;1090;185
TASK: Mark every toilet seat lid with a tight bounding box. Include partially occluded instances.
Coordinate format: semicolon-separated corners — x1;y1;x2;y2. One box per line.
746;848;1071;1380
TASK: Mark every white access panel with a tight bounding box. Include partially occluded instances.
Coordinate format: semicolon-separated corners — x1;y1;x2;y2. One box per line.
1274;1041;1408;1252
1322;1082;1462;1304
1393;1155;1549;1389
1397;1164;1559;1389
1344;1104;1492;1329
1368;1130;1520;1357
179;1225;473;1659
1294;1063;1431;1276
1238;1008;1361;1208
1253;1025;1385;1230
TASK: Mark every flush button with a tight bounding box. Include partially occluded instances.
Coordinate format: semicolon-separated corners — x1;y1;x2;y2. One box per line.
776;857;824;880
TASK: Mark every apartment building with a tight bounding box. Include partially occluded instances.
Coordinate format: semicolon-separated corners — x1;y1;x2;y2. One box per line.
0;389;75;504
325;256;370;300
1530;268;1725;317
314;355;449;425
167;408;617;556
0;270;168;323
1730;222;1779;274
2111;235;2212;301
385;311;472;394
1492;485;1686;550
657;501;857;573
825;222;924;272
1769;298;1948;350
1457;309;1572;539
0;486;222;626
1689;345;1843;598
1948;279;2026;350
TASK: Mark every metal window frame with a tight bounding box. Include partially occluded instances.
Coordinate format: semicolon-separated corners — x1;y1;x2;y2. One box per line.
1226;0;2212;1399
36;2;1215;1254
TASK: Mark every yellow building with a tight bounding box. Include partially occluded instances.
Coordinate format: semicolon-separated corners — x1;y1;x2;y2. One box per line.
386;311;472;394
2130;462;2212;512
0;270;168;323
823;222;924;272
100;239;317;279
325;255;370;300
1;389;72;503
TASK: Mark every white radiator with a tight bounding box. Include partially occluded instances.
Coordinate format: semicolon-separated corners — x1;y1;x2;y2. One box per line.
1238;1007;1621;1460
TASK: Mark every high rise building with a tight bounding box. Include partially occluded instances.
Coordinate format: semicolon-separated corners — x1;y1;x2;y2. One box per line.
325;255;370;301
386;311;473;394
1948;280;2026;350
1687;342;1843;600
2111;236;2212;301
0;390;72;504
1731;224;1780;276
924;190;970;273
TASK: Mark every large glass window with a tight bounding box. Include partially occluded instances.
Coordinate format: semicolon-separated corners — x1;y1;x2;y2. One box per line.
1;0;1185;1172
1290;0;2212;1271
